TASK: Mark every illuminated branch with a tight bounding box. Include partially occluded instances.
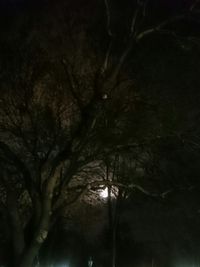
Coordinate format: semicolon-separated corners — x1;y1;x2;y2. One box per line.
136;14;186;41
101;41;113;74
107;38;134;87
67;180;171;199
130;8;140;36
142;0;149;17
101;0;113;74
109;4;200;81
104;0;113;37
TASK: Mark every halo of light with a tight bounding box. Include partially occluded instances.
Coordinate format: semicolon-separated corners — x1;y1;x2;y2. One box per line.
99;187;109;198
99;186;118;199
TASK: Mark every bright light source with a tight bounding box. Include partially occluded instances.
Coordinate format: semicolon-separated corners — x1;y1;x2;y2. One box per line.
99;186;118;199
99;187;109;198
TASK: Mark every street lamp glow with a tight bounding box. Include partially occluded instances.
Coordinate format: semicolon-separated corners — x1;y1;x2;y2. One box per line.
99;186;118;199
99;187;109;198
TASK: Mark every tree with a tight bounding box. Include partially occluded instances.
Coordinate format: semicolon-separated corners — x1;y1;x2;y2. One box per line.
0;0;200;266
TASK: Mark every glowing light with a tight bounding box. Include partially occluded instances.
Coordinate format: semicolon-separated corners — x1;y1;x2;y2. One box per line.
99;186;118;199
99;187;109;198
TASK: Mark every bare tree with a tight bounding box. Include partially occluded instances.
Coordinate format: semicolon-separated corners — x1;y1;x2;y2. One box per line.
0;0;199;266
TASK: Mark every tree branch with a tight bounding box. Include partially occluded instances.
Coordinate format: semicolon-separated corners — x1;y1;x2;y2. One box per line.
66;180;170;199
0;141;38;199
130;8;140;37
104;0;113;37
136;14;186;41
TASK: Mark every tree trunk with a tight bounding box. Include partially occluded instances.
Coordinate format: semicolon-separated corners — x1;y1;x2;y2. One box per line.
109;191;122;267
107;187;118;267
111;221;117;267
19;202;50;267
7;188;25;266
19;205;50;267
19;241;42;267
20;170;58;267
